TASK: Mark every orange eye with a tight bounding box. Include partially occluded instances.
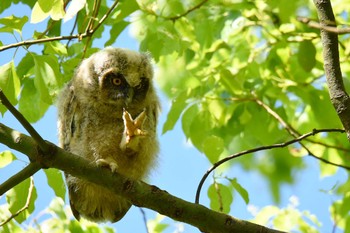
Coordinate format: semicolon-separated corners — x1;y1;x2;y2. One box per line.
112;77;122;86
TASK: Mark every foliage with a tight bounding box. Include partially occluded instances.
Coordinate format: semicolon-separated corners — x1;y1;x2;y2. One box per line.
1;0;350;232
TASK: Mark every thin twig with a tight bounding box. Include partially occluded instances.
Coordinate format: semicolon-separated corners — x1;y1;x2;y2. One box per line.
166;0;209;21
139;208;150;233
297;16;350;35
0;177;35;226
194;128;346;204
0;0;120;53
0;90;49;152
0;162;41;196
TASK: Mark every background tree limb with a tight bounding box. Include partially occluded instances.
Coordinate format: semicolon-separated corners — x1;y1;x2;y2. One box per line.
313;0;350;140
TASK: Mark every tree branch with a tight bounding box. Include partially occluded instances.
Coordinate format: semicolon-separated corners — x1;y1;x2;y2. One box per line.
313;0;350;140
297;16;350;34
0;162;41;196
195;128;347;204
0;123;285;233
0;90;49;152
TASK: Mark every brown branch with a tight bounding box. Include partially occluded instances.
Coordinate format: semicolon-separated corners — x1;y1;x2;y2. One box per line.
0;162;41;196
0;123;285;233
195;128;347;204
0;177;35;226
254;97;350;162
297;16;350;34
313;0;350;140
0;89;49;152
165;0;209;21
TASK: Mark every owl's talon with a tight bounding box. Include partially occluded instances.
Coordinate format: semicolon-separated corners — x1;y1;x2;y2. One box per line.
120;109;147;150
122;109;147;140
96;158;119;173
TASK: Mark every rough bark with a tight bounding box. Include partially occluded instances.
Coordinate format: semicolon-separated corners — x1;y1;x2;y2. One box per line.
314;0;350;140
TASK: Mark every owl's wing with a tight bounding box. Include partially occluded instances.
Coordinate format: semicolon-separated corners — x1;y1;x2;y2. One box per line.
57;84;77;151
57;84;82;220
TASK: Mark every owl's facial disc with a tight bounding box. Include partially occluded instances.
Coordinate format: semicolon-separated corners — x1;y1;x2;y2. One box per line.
100;72;134;105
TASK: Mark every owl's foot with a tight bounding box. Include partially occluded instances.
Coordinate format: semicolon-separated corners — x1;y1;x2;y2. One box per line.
96;158;119;173
120;109;147;151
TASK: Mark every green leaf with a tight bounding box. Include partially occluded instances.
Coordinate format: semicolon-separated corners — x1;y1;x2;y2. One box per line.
64;0;86;22
19;78;50;123
147;214;169;233
44;41;68;55
33;54;63;104
162;91;188;134
229;178;249;204
0;151;17;168
297;40;316;72
31;1;50;23
31;0;64;23
44;168;66;201
48;197;67;220
0;15;28;34
105;20;130;46
17;52;35;78
6;178;37;223
50;0;65;20
202;135;224;164
181;104;199;138
0;61;21;115
113;0;139;22
189;110;214;151
208;183;233;214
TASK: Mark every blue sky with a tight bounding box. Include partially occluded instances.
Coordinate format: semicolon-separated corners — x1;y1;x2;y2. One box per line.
0;2;348;233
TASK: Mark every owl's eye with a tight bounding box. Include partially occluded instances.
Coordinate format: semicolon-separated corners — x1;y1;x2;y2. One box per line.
112;77;122;86
135;77;146;89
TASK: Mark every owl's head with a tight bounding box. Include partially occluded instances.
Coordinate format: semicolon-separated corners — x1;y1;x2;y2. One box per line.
73;47;154;107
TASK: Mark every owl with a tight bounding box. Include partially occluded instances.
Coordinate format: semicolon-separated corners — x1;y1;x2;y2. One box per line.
57;47;160;222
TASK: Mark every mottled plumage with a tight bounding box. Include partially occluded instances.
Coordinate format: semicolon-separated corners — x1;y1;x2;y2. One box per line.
57;47;159;222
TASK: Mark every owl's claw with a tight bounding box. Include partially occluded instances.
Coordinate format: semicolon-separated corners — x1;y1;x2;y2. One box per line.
122;108;147;143
96;158;119;173
120;109;147;150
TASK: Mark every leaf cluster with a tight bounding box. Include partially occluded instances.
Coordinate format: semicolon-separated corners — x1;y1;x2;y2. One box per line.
1;0;350;232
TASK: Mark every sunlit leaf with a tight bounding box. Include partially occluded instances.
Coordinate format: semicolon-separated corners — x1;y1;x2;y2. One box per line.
229;178;249;204
162;91;188;134
298;40;316;72
0;61;20;115
44;168;66;201
0;15;28;34
6;178;37;224
0;151;17;168
64;0;86;22
19;78;50;123
33;54;63;104
147;214;169;233
202;135;224;164
208;183;233;214
31;1;50;23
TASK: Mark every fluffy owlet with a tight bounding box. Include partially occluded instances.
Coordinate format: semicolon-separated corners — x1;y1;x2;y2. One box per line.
57;47;160;222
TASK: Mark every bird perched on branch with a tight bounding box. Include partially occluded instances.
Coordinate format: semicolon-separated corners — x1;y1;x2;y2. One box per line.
57;47;160;222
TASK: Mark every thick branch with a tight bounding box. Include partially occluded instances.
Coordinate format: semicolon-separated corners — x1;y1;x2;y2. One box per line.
0;123;284;233
313;0;350;140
